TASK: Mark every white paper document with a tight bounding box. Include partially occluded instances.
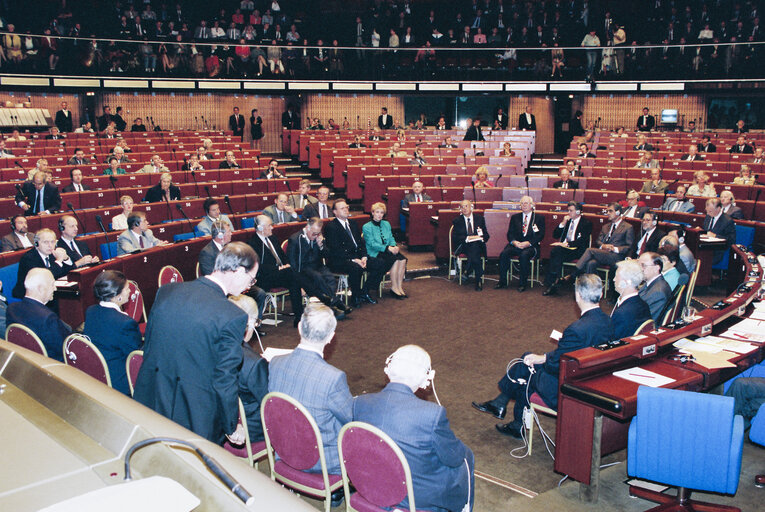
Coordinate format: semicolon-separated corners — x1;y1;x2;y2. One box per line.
613;367;676;387
261;347;293;361
674;338;723;354
692;336;758;354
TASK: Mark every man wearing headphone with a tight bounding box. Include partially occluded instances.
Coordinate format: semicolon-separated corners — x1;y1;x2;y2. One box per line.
12;228;74;300
1;215;34;252
666;227;696;273
629;210;665;258
354;345;475;512
496;195;545;292
474;274;614;438
57;215;99;267
610;259;652;339
196;197;234;236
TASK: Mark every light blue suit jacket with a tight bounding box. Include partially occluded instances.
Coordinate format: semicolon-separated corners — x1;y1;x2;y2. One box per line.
353;382;474;512
268;348;353;474
117;228;161;255
196;214;234;236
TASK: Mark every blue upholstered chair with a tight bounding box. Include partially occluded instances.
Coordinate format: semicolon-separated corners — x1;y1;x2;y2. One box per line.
627;386;744;511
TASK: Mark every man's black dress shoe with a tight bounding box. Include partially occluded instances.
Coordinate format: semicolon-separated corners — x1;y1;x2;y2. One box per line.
330;489;345;507
360;294;377;304
494;282;508;289
542;286;557;296
517;285;526;292
475;281;483;291
495;422;523;438
334;301;352;313
471;401;506;419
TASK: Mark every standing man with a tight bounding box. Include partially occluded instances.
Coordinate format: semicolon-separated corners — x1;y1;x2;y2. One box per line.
12;228;74;299
463;118;485;141
518;106;536;131
281;105;300;129
496;196;545;292
325;199;383;306
543;202;593;295
229;106;245;139
354;345;475;512
1;215;35;252
15;171;62;216
302;186;333;220
248;215;303;326
473;274;613;438
55;101;73;133
451;200;490;291
96;106;113;132
56;216;98;267
494;107;508;130
134;242;258;444
637;107;655;131
378;107;393;129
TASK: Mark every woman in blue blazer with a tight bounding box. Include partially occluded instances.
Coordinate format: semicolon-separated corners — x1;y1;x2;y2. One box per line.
83;270;142;395
362;202;408;299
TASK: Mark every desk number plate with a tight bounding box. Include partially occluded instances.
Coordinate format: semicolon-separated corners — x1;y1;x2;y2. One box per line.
738;305;747;317
701;323;713;336
642;344;656;357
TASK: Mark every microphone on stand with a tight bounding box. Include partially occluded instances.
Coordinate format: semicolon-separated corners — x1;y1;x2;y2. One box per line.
204;185;211;198
224;195;237;229
194;116;199;130
176;204;193;234
525;174;530;197
495;173;503;188
109;175;119;205
94;215;112;260
164;193;173;221
191;170;200;197
67;202;86;232
471;181;477;205
14;161;24;169
751;178;763;221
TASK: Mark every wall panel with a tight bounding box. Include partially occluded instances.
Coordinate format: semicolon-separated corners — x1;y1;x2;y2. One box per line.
507;96;555;154
0;92;82;128
573;93;707;133
302;94;405;132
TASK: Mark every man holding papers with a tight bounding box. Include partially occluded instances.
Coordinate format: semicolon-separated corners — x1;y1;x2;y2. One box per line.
472;274;613;438
701;198;737;265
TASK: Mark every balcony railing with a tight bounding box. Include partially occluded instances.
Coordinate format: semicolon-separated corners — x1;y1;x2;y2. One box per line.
1;33;764;82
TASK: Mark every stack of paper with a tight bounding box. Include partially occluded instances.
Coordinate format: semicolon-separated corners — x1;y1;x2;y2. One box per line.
720;318;765;343
613;367;676;387
692;336;757;354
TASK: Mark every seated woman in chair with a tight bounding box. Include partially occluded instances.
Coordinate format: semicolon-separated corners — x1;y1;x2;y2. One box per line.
83;270;142;395
228;294;269;445
501;141;515;157
474;166;494;188
362;202;408;299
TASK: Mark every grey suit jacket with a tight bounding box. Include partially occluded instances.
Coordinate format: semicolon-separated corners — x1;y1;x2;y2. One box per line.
722;205;744;220
263;204;298;225
639;275;673;323
117;229;161;255
198;240;220;276
662;198;696;213
402;192;433;208
196;214;234;236
287;193;318;210
1;232;34;252
268;348;353;474
596;220;634;255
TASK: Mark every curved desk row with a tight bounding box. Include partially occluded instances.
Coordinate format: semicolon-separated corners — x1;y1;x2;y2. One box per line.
554;245;763;501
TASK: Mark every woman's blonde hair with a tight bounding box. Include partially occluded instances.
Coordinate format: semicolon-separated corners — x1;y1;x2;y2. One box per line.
474;166;489;179
371;202;387;214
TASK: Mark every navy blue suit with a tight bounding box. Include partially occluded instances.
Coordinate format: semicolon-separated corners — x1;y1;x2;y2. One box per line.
6;297;72;362
13;248;74;299
610;295;652;339
83;304;142;395
239;344;269;443
498;211;545;287
451;214;489;280
354;382;474;512
639;275;673;323
499;308;613;423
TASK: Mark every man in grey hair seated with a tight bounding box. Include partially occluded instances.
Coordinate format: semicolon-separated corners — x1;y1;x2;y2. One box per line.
472;274;614;438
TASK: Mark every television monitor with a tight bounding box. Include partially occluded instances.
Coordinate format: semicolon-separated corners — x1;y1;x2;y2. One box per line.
661;109;679;124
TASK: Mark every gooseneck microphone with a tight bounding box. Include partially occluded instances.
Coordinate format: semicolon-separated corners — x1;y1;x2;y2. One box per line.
223;194;237;229
94;215;112;259
67;202;86;231
204;185;211;198
108;175;119;205
176;204;193;234
190;170;200;197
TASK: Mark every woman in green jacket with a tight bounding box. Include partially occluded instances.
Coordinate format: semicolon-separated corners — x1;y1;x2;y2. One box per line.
362;201;408;299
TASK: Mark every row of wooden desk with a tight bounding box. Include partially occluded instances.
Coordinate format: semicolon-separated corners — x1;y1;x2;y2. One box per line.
553;245;763;501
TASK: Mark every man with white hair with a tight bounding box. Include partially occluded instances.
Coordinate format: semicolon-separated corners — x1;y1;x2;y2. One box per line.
139;154;169;173
354;345;475;512
610;259;652;339
496;195;545;292
6;268;72;361
12;228;73;299
473;274;614;438
268;302;352;506
720;190;744;220
106;145;133;164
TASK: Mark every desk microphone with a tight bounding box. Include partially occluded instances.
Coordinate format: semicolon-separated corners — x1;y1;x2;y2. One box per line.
94;215;112;259
495;173;503;188
164;193;173;221
223;194;237;229
176;204;193;234
284;178;293;195
14;161;24;169
190;170;200;197
204;185;211;198
471;181;477;205
67;202;86;231
108;175;119;204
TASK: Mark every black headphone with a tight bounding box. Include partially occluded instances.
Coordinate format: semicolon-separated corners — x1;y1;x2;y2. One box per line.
58;217;66;231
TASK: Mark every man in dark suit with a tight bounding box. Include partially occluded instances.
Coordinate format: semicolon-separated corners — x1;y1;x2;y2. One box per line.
543;202;593;294
1;215;34;252
611;259;653;338
61;168;91;193
637;252;673;323
630;210;665;258
15;171;62;216
496;196;545;292
463;118;485;141
378;107;393;129
57;215;98;267
325;199;383;307
452;200;489;290
281;105;300;129
134;242;258;444
401;181;433;208
622;190;649;219
553;203;635;292
680;144;705;161
67;148;92;166
493;107;508;129
347;135;367;148
702;198;738;265
268;303;353;483
248;215;303;326
632;133;655;151
302;186;333;220
552;168;579;189
54;101;73;132
6;268;71;362
229;106;245;139
12;228;74;299
287;218;351;317
473;274;614;438
198;220;229;277
45;127;65;140
733;119;749;133
636;107;655;131
218;150;241;169
354;345;475;512
697;135;717;153
729;135;754;154
96;106;113;132
720;191;744;220
518;106;536;130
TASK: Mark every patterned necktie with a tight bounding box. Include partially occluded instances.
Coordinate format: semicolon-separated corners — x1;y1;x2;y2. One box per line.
467;218;474;235
266;238;282;266
566;220;576;242
607;223;615;242
522;215;529;236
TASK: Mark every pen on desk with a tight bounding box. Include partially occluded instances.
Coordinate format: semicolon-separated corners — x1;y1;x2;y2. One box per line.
731;333;749;339
628;373;655;379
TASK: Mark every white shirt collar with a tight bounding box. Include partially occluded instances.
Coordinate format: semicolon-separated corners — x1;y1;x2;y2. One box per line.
617;291;639;306
99;301;128;314
713;212;723;222
645;274;660;287
297;343;324;357
213;240;224;251
205;274;228;295
16;232;32;246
